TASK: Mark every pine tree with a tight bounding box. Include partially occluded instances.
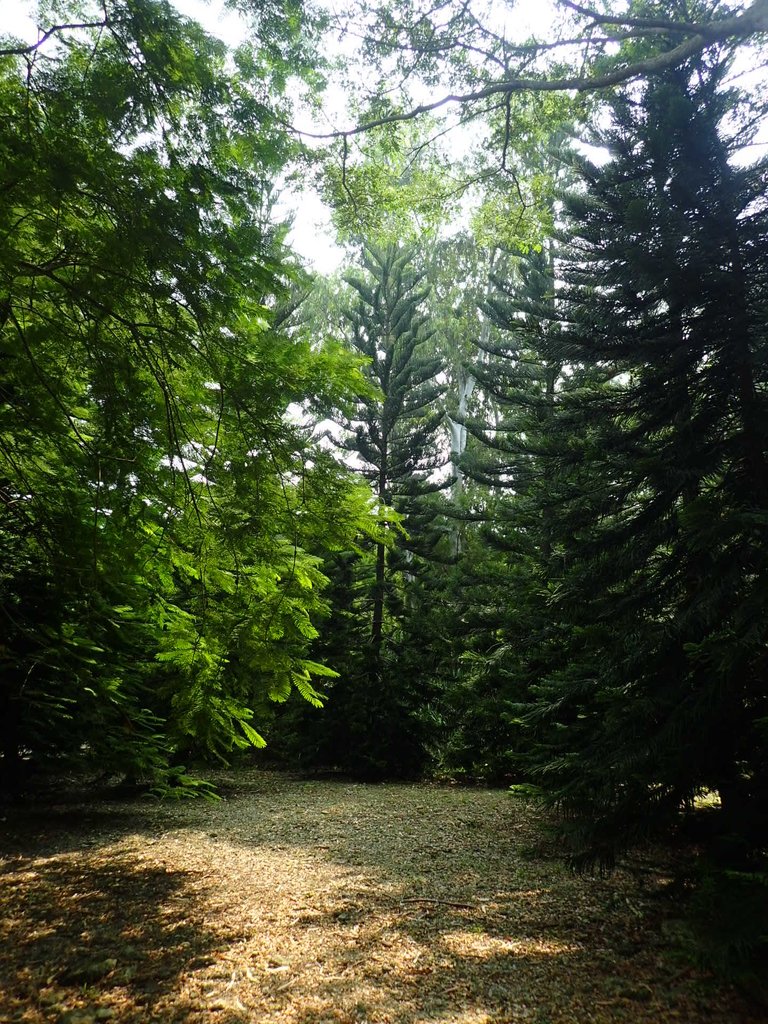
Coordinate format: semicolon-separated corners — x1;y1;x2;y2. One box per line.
513;50;768;864
290;242;449;779
426;240;577;782
343;241;448;636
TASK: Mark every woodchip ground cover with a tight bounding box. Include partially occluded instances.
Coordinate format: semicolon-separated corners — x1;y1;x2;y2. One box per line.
0;770;761;1024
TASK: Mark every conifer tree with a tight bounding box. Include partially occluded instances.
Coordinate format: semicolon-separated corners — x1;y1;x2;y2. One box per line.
426;241;575;782
512;50;768;864
287;242;449;778
342;242;448;645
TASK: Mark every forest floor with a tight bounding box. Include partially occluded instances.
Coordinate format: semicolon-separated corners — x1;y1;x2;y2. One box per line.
0;768;762;1024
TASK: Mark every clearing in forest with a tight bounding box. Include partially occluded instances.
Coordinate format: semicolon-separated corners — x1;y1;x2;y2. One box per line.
0;770;760;1024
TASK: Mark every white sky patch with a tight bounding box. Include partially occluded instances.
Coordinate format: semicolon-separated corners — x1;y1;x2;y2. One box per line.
277;190;345;271
2;0;35;38
174;0;243;49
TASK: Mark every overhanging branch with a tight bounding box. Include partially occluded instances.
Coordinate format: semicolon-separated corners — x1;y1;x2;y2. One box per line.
0;20;113;57
294;0;768;141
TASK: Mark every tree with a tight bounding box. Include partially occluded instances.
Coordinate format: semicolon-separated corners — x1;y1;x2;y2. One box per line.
0;0;375;791
320;116;459;242
307;0;768;138
342;243;448;654
279;242;449;779
287;0;768;254
505;45;768;865
420;237;574;782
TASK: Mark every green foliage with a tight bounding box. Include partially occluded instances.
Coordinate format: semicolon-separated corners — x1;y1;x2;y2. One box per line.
471;93;583;253
0;0;376;792
321;119;459;244
273;242;450;779
470;47;768;866
688;863;768;993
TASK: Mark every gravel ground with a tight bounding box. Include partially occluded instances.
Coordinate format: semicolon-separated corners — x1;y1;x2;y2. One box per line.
0;769;762;1024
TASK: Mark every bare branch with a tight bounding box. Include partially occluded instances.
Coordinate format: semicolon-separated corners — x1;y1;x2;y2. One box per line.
0;20;112;57
294;0;768;141
555;0;703;33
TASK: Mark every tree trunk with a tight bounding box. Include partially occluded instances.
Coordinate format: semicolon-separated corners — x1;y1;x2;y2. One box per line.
371;453;388;662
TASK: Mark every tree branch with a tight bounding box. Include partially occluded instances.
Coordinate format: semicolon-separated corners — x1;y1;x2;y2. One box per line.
0;21;113;57
555;0;703;33
294;0;768;140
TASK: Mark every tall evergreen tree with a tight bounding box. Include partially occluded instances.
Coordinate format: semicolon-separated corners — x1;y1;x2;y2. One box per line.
510;49;768;865
341;242;448;654
425;241;575;783
280;243;449;779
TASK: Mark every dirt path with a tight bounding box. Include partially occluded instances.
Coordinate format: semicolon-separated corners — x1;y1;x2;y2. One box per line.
0;770;760;1024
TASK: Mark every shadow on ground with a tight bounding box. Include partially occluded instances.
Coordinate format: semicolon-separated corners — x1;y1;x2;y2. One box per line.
0;769;760;1024
0;844;235;1024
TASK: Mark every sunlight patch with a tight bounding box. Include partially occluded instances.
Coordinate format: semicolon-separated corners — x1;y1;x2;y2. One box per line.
442;931;580;959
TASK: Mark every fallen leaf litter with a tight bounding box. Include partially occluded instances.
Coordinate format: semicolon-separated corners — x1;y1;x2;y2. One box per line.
0;769;761;1024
